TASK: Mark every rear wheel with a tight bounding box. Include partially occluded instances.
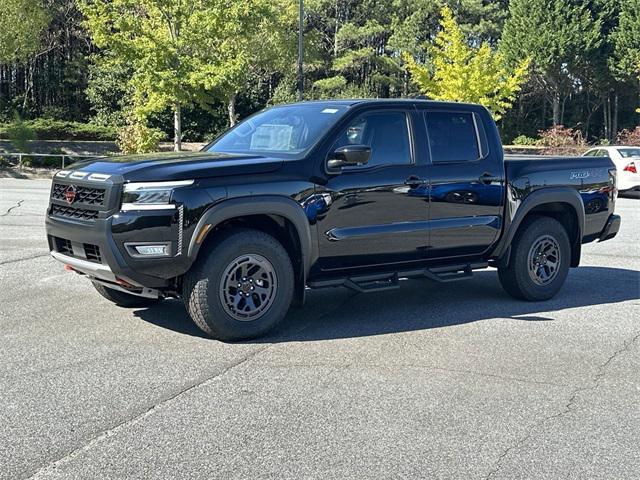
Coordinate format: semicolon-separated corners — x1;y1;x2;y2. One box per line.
498;216;571;301
92;282;161;308
182;229;294;341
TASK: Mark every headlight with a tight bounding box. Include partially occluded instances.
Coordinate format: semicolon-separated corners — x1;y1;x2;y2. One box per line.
121;180;194;211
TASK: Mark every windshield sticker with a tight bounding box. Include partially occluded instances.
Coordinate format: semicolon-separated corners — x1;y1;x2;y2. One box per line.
250;124;293;151
321;108;339;114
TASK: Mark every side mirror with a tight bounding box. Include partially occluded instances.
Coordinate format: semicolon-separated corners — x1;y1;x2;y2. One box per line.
327;144;371;171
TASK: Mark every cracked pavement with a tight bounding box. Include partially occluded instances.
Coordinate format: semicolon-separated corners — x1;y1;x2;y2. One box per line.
1;178;639;479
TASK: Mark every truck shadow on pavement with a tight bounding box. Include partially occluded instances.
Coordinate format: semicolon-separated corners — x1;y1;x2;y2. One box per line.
133;266;640;342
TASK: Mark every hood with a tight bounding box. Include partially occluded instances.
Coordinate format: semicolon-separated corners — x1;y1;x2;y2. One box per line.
65;152;284;182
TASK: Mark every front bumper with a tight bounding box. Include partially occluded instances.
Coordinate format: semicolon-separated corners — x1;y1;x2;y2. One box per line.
46;210;189;289
598;214;621;242
50;251;159;298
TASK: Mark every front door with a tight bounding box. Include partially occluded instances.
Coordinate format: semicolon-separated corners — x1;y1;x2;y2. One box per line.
315;108;430;271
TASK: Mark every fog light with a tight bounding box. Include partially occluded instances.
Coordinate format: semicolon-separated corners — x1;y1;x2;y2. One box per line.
125;242;171;257
135;245;167;255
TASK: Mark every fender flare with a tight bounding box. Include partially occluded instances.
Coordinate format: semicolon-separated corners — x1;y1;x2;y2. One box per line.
492;187;585;266
187;195;316;282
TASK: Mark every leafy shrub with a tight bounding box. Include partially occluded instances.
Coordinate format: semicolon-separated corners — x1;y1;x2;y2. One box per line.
537;125;586;154
0;119;117;141
117;121;164;154
511;134;539;146
617;127;640;146
5;114;35;154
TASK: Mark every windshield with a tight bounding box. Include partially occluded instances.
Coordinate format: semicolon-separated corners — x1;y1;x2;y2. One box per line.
617;148;640;158
207;104;349;157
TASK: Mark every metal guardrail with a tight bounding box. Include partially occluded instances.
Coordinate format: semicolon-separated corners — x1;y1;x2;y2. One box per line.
0;152;98;169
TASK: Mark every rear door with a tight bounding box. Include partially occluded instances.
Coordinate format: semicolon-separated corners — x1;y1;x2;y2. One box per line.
420;107;505;258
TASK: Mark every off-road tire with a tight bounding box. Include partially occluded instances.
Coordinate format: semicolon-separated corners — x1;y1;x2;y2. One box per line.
92;282;162;308
183;228;294;341
498;216;571;301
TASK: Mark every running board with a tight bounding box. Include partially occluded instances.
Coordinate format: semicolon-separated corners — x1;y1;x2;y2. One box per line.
308;262;487;292
344;273;400;293
423;264;474;283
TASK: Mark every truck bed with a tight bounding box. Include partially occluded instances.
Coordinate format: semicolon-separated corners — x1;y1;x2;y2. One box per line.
504;154;616;240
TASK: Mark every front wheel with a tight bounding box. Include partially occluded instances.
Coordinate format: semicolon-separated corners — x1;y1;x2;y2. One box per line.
182;229;294;341
498;216;571;301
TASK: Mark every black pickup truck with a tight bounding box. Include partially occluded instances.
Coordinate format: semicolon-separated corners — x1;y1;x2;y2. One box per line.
46;99;621;340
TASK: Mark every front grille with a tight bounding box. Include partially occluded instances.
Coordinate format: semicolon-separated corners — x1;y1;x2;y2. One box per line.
52;183;106;206
51;204;99;221
83;243;102;263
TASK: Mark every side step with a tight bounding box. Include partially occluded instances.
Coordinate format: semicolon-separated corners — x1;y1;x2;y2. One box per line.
308;262;487;293
423;264;474;283
344;273;400;293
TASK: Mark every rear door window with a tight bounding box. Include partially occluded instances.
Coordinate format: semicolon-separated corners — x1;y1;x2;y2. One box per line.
425;111;480;163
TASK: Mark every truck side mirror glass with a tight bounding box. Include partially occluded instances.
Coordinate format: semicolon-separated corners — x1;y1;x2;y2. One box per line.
327;145;371;171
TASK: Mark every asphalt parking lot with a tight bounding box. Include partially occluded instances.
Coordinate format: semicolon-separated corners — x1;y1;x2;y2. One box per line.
1;177;639;480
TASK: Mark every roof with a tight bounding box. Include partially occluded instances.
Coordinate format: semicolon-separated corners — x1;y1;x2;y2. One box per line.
278;98;485;110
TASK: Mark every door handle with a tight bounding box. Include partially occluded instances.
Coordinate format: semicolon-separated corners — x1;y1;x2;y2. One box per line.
404;176;427;187
479;173;501;184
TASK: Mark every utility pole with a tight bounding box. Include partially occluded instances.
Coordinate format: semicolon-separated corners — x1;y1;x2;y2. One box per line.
297;0;304;101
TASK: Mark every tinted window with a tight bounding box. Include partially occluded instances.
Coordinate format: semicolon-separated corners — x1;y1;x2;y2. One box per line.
425;112;479;163
618;148;640;158
208;104;348;157
334;112;411;168
583;150;597;156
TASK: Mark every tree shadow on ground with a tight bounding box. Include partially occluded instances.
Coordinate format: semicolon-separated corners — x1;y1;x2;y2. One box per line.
133;266;640;342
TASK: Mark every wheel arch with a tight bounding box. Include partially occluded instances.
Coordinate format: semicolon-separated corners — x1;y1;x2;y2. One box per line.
186;196;316;304
492;187;585;268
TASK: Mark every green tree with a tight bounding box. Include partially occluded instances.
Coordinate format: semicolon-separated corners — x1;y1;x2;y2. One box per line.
610;0;640;114
86;53;132;127
0;0;49;64
307;0;511;100
404;6;529;120
611;0;640;79
80;0;289;151
501;0;601;126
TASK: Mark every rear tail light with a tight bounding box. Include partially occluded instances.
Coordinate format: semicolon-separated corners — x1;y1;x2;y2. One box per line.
608;168;618;200
623;162;637;174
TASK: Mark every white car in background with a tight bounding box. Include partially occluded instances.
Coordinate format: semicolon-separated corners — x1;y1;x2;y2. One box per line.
583;146;640;194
